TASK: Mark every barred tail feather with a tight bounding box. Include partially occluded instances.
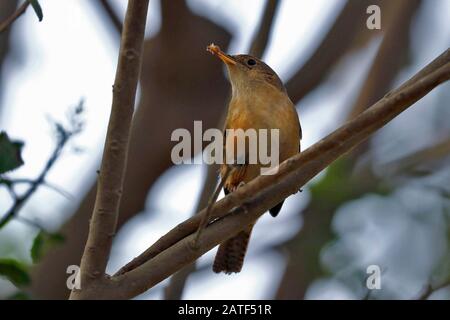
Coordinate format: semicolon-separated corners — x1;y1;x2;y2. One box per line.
213;226;253;274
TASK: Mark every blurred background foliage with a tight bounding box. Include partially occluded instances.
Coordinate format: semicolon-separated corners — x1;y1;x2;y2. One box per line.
0;0;449;299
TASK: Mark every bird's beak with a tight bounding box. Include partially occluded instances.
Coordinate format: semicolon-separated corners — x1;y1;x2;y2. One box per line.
207;43;236;66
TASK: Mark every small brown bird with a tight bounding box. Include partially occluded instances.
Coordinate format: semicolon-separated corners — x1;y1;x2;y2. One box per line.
207;44;301;274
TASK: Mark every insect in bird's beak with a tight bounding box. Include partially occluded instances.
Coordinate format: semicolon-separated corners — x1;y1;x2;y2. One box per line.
207;43;236;66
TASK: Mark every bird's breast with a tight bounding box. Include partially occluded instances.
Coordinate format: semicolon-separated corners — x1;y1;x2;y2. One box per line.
222;86;301;188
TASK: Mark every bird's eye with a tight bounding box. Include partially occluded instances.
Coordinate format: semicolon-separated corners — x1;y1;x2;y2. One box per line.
247;59;256;66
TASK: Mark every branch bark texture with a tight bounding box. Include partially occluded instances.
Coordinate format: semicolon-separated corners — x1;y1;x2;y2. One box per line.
69;0;149;300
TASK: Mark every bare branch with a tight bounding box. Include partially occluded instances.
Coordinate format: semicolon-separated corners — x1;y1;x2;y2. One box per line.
97;0;122;35
108;50;450;299
416;278;450;300
286;0;376;104
0;1;29;34
5;178;74;200
383;137;450;175
347;0;421;120
70;0;149;298
249;0;281;58
0;107;82;228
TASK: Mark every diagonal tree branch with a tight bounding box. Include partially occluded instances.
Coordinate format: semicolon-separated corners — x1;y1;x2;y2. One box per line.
0;1;30;34
69;0;149;299
393;138;450;173
96;0;123;36
286;0;378;105
107;50;450;299
416;278;450;300
0;103;83;229
249;0;281;58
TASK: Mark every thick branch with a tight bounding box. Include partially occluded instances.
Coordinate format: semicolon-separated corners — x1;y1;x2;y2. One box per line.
71;0;148;296
109;50;450;299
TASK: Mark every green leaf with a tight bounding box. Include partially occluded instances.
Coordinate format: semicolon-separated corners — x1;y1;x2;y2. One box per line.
0;258;30;286
30;232;65;263
31;231;45;263
0;132;24;174
29;0;43;22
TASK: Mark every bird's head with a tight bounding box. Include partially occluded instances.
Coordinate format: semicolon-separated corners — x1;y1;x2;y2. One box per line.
207;43;285;96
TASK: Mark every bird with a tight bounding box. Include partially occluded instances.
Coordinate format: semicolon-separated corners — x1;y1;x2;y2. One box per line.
207;44;301;274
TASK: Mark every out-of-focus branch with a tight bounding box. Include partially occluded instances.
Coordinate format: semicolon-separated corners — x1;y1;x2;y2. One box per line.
69;0;149;300
286;0;376;105
0;1;29;34
249;0;281;58
107;51;450;299
347;0;420;160
0;103;84;228
97;0;122;36
382;137;450;175
416;278;450;300
0;0;19;119
348;0;421;120
6;179;74;200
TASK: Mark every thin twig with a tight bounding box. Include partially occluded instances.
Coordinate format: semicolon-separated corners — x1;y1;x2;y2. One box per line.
0;127;71;228
0;1;30;34
5;178;74;200
191;165;232;248
15;216;48;232
41;181;74;200
97;0;122;35
382;137;450;175
416;278;450;300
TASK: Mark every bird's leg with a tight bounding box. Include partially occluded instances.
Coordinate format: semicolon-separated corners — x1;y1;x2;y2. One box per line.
191;165;234;249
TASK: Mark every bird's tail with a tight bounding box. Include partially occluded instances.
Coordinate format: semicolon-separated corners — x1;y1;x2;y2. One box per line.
213;226;253;274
